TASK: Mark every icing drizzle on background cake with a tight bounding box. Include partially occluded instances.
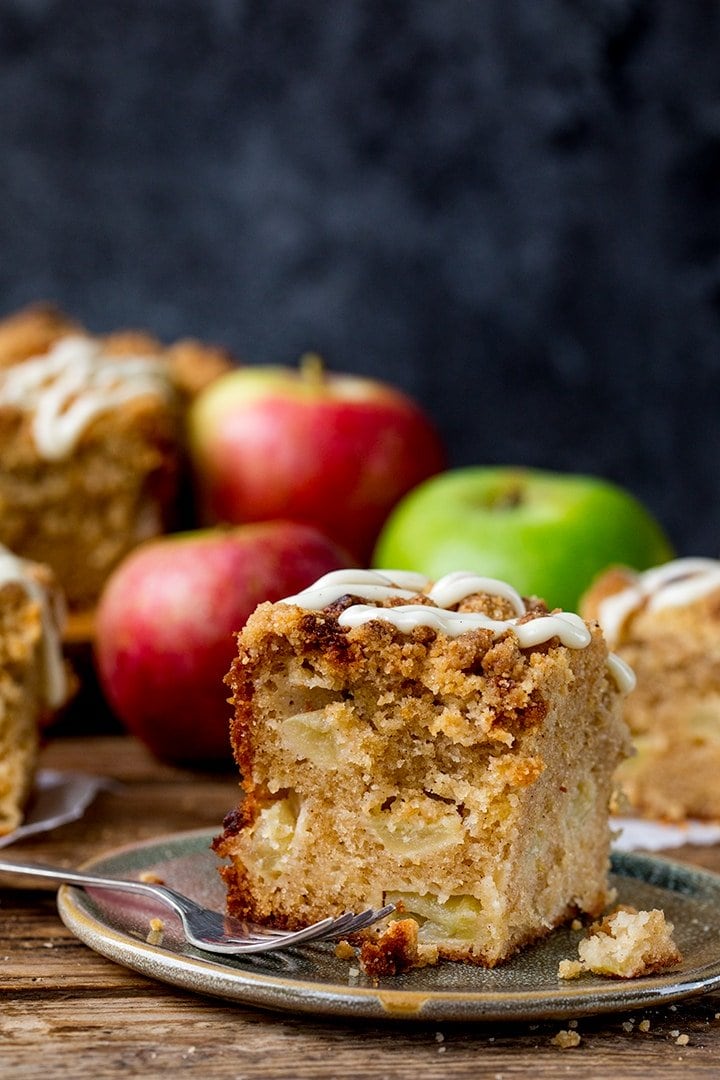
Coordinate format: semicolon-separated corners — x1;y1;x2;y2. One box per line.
0;550;66;708
0;335;171;460
597;557;720;648
282;569;636;693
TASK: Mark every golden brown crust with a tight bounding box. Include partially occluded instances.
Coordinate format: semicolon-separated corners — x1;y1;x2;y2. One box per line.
0;304;237;395
103;330;237;399
359;919;421;976
0;303;80;368
165;339;236;398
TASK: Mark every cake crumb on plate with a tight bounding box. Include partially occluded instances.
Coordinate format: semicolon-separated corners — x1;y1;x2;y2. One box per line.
558;905;682;979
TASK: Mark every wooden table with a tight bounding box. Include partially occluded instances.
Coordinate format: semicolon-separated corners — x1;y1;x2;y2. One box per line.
3;735;720;1078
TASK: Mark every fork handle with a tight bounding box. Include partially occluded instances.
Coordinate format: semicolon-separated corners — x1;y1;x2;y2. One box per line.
0;855;161;900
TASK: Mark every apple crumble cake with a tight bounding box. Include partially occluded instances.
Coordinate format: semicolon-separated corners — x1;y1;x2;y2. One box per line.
0;304;233;610
0;547;67;835
583;557;720;821
214;568;633;968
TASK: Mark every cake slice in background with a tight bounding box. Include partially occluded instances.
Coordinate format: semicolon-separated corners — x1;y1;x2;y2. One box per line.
214;569;633;968
583;557;720;822
0;304;233;612
0;547;67;836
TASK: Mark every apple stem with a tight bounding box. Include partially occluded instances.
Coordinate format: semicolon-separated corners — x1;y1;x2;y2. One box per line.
489;484;524;510
299;352;326;385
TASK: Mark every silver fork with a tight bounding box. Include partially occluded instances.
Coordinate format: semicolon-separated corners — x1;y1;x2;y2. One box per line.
0;856;394;955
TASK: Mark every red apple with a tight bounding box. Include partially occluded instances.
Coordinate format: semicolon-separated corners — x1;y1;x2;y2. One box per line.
187;357;446;564
94;521;352;765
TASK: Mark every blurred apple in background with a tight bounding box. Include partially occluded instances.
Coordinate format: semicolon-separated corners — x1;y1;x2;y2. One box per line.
373;466;674;613
94;521;352;765
186;356;446;564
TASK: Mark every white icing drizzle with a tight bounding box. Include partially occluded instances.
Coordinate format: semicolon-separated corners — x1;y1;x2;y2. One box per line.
281;568;633;691
281;569;430;611
0;335;171;460
0;551;66;708
338;602;592;648
425;570;526;616
595;585;645;652
597;558;720;648
606;653;637;695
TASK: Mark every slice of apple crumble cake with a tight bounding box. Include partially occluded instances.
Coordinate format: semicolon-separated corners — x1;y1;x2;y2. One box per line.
582;557;720;821
214;569;633;968
0;303;234;612
0;547;67;835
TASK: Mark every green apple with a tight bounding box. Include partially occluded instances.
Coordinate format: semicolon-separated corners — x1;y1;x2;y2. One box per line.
372;467;674;613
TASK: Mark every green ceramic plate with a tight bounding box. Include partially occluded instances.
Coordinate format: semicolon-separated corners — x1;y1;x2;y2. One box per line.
57;828;720;1022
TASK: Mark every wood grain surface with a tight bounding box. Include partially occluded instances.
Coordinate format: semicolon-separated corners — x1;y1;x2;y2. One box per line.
3;735;720;1079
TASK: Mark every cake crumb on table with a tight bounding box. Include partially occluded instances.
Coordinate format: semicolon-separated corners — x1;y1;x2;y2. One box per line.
639;1019;651;1032
551;1029;582;1048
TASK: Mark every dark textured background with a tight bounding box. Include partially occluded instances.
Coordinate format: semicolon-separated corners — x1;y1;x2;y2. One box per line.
1;0;719;552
